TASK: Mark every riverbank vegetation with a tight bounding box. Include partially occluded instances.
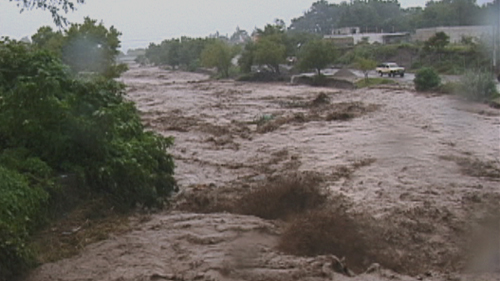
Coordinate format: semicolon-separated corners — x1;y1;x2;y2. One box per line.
0;35;175;281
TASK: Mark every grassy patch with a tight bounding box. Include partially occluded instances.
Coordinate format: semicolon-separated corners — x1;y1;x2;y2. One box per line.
355;78;396;88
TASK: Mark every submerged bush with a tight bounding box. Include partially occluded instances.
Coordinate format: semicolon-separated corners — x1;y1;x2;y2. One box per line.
414;67;441;92
236;176;326;220
278;207;372;272
457;70;499;101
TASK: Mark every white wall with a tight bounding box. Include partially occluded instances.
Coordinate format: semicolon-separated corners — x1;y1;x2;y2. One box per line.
413;26;494;43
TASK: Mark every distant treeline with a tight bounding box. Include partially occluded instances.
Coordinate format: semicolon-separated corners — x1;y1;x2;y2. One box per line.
141;21;321;76
289;0;499;34
144;37;217;71
141;0;499;77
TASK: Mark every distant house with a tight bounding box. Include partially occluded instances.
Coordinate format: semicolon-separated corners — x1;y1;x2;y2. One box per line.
413;26;493;43
323;35;355;46
331;27;361;35
324;30;410;46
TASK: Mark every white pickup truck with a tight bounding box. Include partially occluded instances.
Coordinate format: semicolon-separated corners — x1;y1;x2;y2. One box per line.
376;62;405;77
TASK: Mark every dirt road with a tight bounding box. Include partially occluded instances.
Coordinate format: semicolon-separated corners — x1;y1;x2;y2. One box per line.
26;65;500;281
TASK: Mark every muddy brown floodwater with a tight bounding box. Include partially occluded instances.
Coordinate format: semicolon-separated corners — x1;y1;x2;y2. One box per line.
26;65;500;281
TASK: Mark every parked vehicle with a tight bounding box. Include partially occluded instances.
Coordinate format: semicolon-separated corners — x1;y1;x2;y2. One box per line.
376;62;405;77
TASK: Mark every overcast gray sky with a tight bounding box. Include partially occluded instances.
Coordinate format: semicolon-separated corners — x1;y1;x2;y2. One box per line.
0;0;494;52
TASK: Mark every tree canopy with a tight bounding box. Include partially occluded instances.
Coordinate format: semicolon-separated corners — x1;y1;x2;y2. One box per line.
254;37;287;74
0;38;176;280
289;0;492;34
355;57;378;79
31;17;127;78
145;37;214;71
424;31;450;52
201;40;235;78
297;39;337;75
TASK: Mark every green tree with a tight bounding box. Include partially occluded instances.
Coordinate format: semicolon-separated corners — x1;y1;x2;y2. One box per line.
31;26;64;56
339;2;380;30
414;67;441;91
145;42;164;65
177;37;212;71
0;36;177;225
31;18;127;78
297;39;336;75
289;0;485;33
201;40;233;78
356;57;377;80
254;37;287;73
166;39;181;69
286;32;321;58
238;41;255;73
418;0;481;27
255;19;287;37
424;31;450;52
289;0;337;34
144;37;213;71
62;17;127;77
0;38;178;278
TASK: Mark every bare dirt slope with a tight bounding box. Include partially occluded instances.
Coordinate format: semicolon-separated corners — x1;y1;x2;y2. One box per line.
26;65;500;281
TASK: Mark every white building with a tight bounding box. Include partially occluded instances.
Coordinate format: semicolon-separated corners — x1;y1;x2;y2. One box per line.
413;26;493;43
324;32;410;45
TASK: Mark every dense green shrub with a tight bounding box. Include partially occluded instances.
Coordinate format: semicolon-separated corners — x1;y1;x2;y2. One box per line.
457;70;499;102
414;67;441;91
0;39;176;208
0;38;176;278
0;166;48;280
31;18;128;78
